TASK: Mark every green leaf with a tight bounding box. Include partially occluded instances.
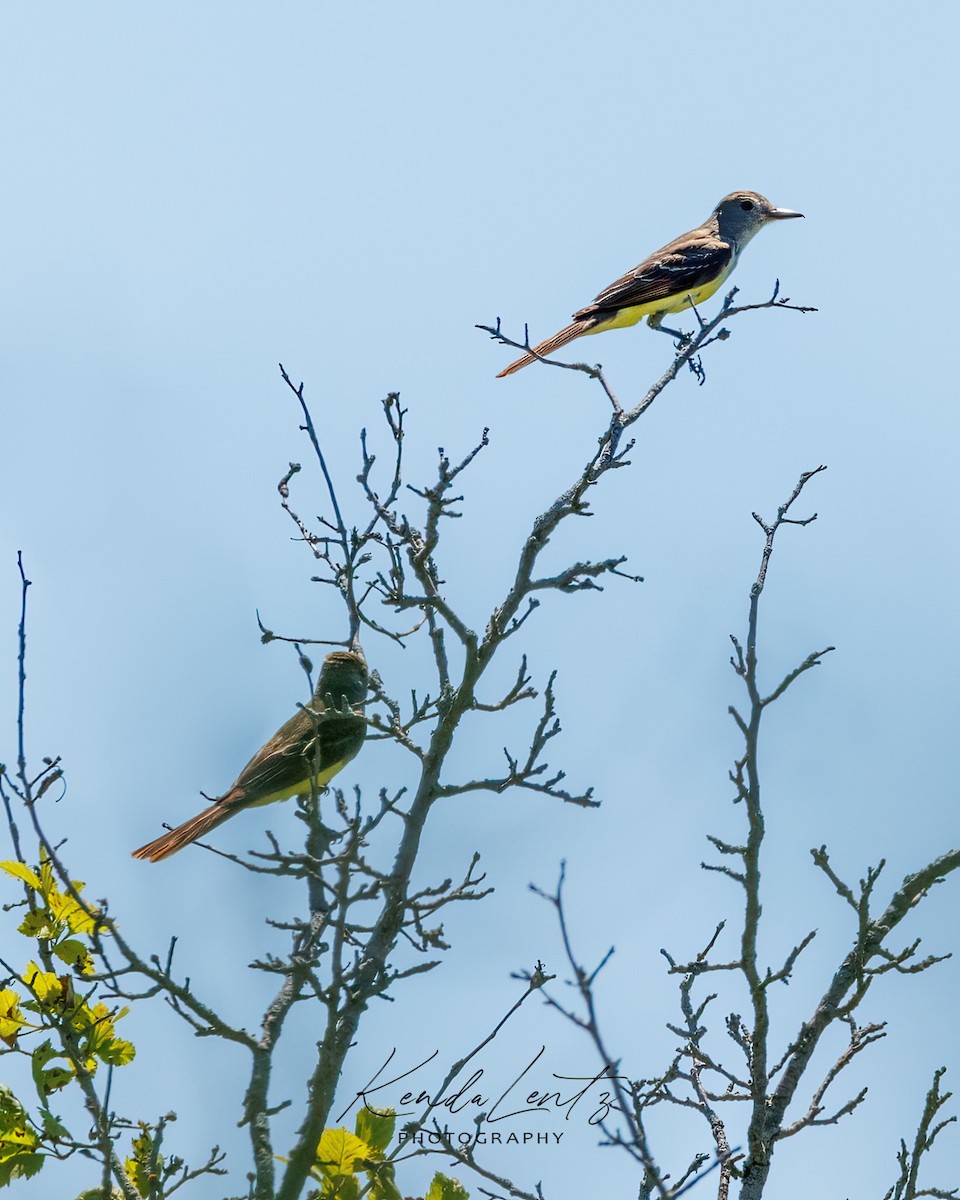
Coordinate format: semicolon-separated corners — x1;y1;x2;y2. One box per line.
38;1107;70;1142
355;1106;395;1154
367;1161;403;1200
426;1172;469;1200
18;910;58;940
326;1176;360;1200
0;1148;45;1186
30;1039;75;1096
125;1126;160;1198
52;938;94;974
0;1090;44;1186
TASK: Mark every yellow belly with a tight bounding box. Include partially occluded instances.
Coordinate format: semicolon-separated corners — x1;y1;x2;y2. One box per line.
248;757;350;807
587;272;730;335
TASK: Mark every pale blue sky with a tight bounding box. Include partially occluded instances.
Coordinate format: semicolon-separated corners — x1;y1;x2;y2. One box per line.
2;4;958;1198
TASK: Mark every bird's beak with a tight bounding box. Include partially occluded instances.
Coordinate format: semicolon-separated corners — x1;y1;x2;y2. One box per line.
768;207;804;220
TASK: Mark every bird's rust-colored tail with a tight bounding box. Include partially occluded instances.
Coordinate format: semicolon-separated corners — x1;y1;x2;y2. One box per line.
496;321;589;377
131;798;236;863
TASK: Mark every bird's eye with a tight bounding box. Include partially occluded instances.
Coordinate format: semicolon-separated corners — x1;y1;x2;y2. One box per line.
740;200;754;211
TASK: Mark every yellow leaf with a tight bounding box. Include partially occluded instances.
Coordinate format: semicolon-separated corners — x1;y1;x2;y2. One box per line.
315;1127;371;1179
0;990;26;1047
49;887;102;937
0;861;41;890
21;963;63;1004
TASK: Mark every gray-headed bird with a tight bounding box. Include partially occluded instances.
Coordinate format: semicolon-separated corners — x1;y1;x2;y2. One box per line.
497;191;802;377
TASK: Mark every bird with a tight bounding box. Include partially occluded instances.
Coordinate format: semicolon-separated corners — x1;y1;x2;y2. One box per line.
132;649;368;862
496;191;803;377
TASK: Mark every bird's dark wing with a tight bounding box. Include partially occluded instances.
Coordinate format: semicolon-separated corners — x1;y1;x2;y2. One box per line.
227;707;365;803
574;235;733;319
